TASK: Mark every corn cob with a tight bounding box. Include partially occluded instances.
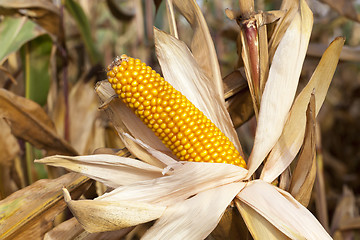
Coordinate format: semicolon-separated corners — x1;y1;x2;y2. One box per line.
107;54;246;168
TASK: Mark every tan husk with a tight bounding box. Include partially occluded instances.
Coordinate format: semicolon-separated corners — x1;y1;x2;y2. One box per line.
35;154;166;188
260;37;345;182
288;94;317;207
247;0;313;177
236;180;332;239
170;0;224;99
235;198;291;240
63;188;166;233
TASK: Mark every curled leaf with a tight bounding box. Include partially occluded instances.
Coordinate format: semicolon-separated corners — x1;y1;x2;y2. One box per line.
0;89;77;156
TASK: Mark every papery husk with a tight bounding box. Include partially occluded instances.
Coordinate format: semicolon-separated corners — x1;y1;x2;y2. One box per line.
44;216;133;240
288;94;316;207
142;182;246;240
0;173;90;240
169;0;224;99
63;188;165;233
96;162;247;206
35;154;165;188
247;0;313;177
237;180;332;239
260;37;345;182
154;28;243;155
268;0;300;61
235;198;291;240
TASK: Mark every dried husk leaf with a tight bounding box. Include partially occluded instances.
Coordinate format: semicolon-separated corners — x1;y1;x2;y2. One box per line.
69;80;99;154
237;180;332;239
224;70;254;128
260;37;345;182
288;94;316;207
331;187;356;234
170;0;223;99
44;217;133;240
268;0;299;61
142;182;246;240
154;28;243;155
63;188;165;233
96;162;247;206
35;154;165;188
247;0;313;177
0;88;78;156
0;118;19;166
211;205;249;240
235;198;291;240
0;173;90;240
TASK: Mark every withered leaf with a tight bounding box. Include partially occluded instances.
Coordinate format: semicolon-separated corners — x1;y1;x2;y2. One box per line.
289;93;317;207
0;173;90;240
0;89;78;156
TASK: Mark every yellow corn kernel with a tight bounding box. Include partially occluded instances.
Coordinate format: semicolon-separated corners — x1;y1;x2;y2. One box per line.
107;54;246;168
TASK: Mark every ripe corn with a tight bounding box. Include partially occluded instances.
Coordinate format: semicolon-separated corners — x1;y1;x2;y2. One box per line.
106;54;246;168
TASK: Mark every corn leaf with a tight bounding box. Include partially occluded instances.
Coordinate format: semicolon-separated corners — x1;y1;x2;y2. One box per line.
0;17;45;63
0;118;19;166
0;0;62;41
260;37;345;182
247;0;313;177
0;89;78;156
21;35;52;106
65;0;101;64
0;173;90;240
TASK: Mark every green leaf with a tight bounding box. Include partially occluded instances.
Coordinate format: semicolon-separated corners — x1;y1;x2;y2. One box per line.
0;17;45;63
21;35;52;106
65;0;101;64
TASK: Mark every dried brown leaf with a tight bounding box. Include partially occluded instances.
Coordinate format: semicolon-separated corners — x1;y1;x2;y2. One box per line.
289;94;317;207
170;0;224;99
0;118;19;166
224;70;254;127
331;187;356;234
0;173;90;240
0;88;78;156
260;37;344;183
0;0;63;41
44;217;133;240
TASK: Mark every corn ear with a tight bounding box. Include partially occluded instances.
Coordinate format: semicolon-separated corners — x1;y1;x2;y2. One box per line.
107;55;246;168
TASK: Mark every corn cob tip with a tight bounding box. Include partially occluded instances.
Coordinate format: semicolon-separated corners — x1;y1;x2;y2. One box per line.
106;55;246;168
